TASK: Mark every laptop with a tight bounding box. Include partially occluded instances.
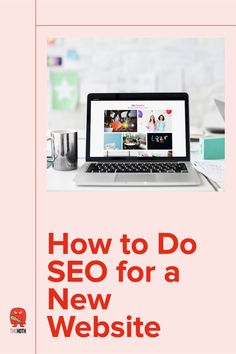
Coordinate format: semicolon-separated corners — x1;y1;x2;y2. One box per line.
205;99;225;135
74;92;200;186
214;99;225;120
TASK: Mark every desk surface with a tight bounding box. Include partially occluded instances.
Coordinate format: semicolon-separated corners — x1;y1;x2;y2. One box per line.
47;139;219;192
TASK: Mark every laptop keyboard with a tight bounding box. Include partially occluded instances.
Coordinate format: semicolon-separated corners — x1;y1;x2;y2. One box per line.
86;162;188;173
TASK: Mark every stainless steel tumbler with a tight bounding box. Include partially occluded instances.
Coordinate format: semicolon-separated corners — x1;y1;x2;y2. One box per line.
47;130;78;171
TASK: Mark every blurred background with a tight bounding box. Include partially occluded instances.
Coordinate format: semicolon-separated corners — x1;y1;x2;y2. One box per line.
47;38;224;133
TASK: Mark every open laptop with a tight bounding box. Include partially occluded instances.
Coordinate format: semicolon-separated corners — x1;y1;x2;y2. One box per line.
74;92;200;186
214;99;225;120
205;99;225;135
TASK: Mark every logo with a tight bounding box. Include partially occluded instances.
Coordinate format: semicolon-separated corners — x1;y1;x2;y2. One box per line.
10;307;27;334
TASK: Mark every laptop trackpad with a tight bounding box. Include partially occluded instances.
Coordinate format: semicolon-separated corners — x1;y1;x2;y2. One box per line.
115;174;156;183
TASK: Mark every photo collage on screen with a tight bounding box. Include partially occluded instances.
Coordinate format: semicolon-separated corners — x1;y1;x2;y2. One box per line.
104;109;173;157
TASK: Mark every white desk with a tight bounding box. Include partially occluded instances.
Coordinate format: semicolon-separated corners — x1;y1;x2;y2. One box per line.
47;139;218;192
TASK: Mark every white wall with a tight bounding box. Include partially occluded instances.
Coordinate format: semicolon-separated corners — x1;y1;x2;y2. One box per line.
47;38;224;131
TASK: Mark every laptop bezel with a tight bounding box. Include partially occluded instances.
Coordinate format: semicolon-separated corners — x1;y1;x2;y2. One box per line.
86;92;190;162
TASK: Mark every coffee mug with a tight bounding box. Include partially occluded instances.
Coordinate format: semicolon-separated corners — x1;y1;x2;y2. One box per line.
47;130;78;171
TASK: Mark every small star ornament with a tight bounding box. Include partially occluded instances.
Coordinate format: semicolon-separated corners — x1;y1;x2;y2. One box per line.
51;71;78;111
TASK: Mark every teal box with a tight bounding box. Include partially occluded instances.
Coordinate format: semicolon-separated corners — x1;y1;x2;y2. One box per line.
200;136;225;160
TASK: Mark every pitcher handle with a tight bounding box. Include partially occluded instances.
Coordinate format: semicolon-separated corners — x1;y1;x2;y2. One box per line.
47;137;55;162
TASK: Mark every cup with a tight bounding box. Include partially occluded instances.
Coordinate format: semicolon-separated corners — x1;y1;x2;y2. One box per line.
47;130;78;171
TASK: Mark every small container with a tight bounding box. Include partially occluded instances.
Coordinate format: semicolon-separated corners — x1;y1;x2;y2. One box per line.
47;130;78;170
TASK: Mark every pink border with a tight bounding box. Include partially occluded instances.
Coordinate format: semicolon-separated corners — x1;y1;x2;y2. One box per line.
37;24;236;26
35;1;37;354
34;1;231;351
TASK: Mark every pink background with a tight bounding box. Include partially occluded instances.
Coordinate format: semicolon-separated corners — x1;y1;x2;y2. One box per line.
0;1;236;354
36;0;236;25
0;1;35;354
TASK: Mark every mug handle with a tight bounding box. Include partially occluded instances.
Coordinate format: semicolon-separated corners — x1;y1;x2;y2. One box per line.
47;137;55;162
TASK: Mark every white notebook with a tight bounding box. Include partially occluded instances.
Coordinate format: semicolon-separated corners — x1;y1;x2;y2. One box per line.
193;160;224;188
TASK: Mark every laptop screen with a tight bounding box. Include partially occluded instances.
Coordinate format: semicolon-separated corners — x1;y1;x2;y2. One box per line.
88;95;189;161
